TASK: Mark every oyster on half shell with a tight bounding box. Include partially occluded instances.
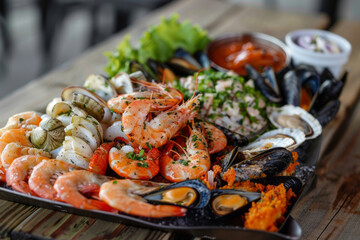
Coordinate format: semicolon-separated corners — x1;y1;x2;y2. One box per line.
268;105;322;140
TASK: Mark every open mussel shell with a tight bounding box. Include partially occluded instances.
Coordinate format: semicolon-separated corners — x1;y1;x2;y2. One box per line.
167;48;202;76
282;69;301;106
313;99;341;127
299;73;320;111
62;87;111;123
83;74;117;101
246;65;282;103
222;147;293;182
129;60;154;82
239;128;305;158
147;59;177;83
194;50;211;68
269;105;322;140
143;180;210;208
209;189;261;217
310;76;344;113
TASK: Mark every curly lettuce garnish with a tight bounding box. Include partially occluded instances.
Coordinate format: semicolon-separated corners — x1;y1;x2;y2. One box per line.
104;14;210;78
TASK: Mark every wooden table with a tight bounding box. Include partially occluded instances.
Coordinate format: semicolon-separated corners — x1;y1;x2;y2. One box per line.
0;0;359;239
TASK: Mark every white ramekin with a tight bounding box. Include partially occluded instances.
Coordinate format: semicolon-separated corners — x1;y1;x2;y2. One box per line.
285;29;351;78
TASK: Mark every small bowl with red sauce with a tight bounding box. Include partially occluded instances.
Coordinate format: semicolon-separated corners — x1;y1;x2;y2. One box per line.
206;32;290;76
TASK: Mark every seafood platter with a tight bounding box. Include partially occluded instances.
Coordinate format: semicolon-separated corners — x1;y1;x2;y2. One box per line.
0;15;349;239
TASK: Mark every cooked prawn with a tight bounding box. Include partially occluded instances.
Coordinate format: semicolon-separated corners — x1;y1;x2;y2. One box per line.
1;143;51;170
99;179;186;218
0;129;33;181
0;111;41;136
53;170;114;211
88;142;116;175
29;159;81;200
122;96;199;149
196;121;227;154
109;140;161;180
107;80;183;114
6;155;50;194
0;129;32;148
160;126;210;182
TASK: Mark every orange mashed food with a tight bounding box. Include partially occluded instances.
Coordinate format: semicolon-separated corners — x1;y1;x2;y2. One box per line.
244;184;296;232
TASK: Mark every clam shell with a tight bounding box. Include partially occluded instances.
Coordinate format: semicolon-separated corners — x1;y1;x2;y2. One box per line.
83;74;117;101
269;105;322;140
239;128;305;157
110;73;134;94
62;87;112;123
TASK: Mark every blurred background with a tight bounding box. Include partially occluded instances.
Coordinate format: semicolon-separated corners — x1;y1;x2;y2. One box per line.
0;0;359;99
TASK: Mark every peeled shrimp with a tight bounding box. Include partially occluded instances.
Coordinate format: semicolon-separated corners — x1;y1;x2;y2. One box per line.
53;170;114;211
160;127;210;182
6;155;50;194
0;129;33;181
107;80;183;114
29;159;81;200
99;179;186;218
0;111;41;136
122;96;199;149
109;141;161;180
1;143;51;170
0;129;32;149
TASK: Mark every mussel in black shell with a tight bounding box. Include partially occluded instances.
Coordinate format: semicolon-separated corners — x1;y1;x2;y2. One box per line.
143;180;210;208
209;189;260;217
246;65;282;103
221;147;292;182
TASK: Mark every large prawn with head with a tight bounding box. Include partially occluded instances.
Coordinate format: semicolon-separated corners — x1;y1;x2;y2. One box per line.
160;123;211;182
99;179;186;218
121;95;199;149
107;79;183;114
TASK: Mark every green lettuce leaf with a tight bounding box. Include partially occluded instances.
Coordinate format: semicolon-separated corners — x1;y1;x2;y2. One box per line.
105;14;210;78
104;35;138;77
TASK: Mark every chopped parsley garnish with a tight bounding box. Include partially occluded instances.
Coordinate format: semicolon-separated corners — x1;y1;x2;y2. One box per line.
146;142;152;149
19;118;24;123
127;151;147;161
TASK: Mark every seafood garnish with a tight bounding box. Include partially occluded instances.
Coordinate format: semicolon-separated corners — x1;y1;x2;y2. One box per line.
268;105;322;139
239;128;305;158
144;179;210;208
84;74;117;101
99;179;187;218
210;189;261;217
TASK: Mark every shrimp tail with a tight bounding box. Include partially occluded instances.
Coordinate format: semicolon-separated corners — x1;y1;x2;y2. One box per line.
88;142;116;175
79;199;116;212
11;181;32;195
150;205;187;218
0;167;5;182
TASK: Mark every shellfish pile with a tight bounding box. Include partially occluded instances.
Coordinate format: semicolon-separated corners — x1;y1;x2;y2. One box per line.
0;32;346;233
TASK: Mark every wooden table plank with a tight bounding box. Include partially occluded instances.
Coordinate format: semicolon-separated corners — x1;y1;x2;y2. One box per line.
0;201;38;240
292;99;360;239
291;21;360;240
12;208;171;240
209;5;329;38
320;20;360;157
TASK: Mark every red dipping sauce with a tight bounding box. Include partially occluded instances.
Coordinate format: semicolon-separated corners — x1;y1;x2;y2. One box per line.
207;33;289;76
